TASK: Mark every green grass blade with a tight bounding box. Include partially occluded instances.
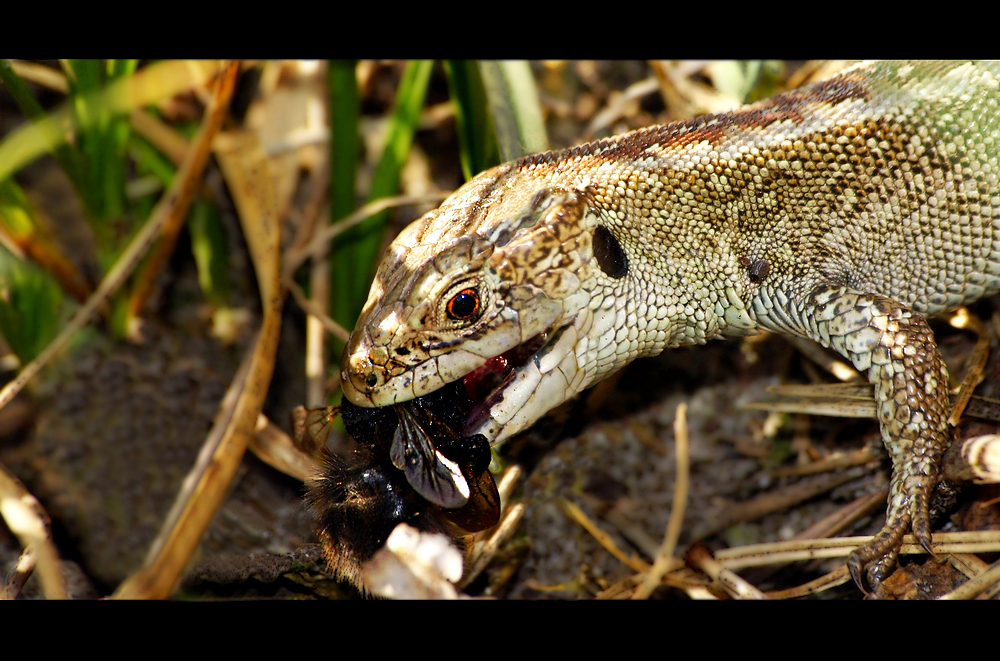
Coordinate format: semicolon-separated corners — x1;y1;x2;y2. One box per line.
0;61;224;186
188;200;231;306
477;61;548;161
0;177;93;302
330;59;434;329
444;60;500;180
64;59;138;228
102;60;138;224
704;61;785;104
0;243;64;363
0;61;48;121
744;61;785;103
707;61;760;103
0;177;41;242
0;61;90;205
64;59;104;220
329;60;360;224
326;60;361;360
127;133;177;188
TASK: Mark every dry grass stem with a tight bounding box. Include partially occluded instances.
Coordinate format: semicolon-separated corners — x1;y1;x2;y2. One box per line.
783;335;860;381
939;555;1000;600
713;531;1000;571
686;543;768;599
460;503;526;590
306;233;330;407
287;279;350;342
250;413;321;483
771;447;881;478
633;402;690;599
584;77;661;139
603;508;663;559
129;108;190;165
132;342;251;567
0;463;66;599
751;382;1000;423
560;499;650;573
948;308;990;425
7;60;68;93
0;545;35;599
763;566;853;599
792;488;888;540
691;467;870;540
285;192;450;275
944;434;1000;483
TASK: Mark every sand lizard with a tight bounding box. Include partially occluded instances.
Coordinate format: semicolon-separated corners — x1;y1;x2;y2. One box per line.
339;61;1000;594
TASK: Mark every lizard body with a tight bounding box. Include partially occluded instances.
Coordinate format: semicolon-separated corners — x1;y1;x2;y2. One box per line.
340;61;1000;593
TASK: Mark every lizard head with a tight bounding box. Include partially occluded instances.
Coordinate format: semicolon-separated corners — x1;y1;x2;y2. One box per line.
341;162;623;445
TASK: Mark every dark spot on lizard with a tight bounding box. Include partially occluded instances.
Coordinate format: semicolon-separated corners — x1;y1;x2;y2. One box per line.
493;227;515;248
747;258;770;283
394;347;410;356
593;225;628;279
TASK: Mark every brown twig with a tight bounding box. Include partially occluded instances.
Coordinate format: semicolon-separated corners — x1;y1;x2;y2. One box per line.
126;62;242;328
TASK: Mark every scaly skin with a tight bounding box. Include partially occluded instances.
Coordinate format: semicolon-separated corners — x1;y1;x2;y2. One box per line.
341;61;1000;594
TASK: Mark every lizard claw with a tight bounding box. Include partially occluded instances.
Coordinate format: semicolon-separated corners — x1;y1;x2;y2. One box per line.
847;517;908;594
847;479;939;595
910;492;937;558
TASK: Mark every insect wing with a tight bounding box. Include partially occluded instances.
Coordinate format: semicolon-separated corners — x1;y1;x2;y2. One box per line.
444;462;500;532
391;409;471;509
434;433;501;532
291;406;338;456
305;407;337;445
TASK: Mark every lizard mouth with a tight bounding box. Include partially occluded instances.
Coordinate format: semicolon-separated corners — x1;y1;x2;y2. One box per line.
459;329;555;437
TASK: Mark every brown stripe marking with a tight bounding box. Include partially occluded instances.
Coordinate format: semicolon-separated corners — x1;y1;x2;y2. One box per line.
522;71;873;167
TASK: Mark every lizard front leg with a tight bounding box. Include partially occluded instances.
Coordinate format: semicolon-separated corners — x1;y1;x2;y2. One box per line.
754;283;953;593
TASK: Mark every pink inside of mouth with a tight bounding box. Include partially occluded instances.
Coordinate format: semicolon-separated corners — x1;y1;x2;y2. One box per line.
461;331;549;434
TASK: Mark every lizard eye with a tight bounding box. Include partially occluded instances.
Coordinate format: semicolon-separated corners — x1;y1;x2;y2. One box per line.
446;288;481;321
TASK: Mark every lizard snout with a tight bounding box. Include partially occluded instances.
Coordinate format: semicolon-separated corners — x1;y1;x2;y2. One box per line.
340;336;382;406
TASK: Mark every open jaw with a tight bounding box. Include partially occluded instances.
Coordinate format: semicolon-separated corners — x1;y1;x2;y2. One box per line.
458;324;573;443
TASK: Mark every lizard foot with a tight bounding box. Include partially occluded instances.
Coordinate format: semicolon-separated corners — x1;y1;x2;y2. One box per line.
847;475;936;594
847;516;907;593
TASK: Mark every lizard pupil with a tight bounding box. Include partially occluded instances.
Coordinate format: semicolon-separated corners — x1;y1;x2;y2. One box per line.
447;289;481;321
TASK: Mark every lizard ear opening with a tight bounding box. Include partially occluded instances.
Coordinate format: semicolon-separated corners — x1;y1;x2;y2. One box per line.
593;225;628;278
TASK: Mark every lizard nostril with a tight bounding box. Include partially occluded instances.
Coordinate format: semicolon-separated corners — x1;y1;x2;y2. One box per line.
366;373;378;388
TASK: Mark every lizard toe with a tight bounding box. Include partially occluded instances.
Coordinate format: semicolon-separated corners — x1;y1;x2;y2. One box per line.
847;511;910;594
909;491;936;558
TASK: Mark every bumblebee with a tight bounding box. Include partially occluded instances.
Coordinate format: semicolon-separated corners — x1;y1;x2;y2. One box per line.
303;379;500;588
